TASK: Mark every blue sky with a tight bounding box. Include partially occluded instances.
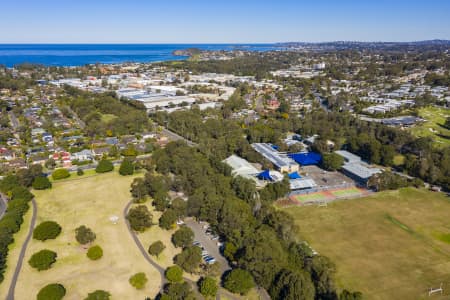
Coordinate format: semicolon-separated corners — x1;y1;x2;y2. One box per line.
1;0;449;43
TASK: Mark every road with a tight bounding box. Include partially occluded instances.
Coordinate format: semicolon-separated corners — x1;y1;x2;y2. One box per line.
6;198;37;300
0;193;7;220
161;128;197;147
8;112;20;130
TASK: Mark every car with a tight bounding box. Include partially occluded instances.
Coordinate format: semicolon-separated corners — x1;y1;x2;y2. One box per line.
211;235;219;241
202;250;208;255
176;220;185;225
193;241;201;246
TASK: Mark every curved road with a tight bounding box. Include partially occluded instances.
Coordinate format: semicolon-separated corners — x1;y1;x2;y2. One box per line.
6;198;37;300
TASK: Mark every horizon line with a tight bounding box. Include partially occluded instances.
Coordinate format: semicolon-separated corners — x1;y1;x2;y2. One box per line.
0;39;449;45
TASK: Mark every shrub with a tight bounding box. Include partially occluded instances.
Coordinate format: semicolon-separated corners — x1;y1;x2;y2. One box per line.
75;225;96;245
165;265;183;283
95;160;114;173
33;221;62;241
32;176;52;190
84;290;111;300
37;283;66;300
172;226;194;248
119;159;134;176
52;168;70;180
223;269;255;295
129;272;148;289
28;249;57;271
77;168;84;176
87;245;103;260
199;276;218;298
126;205;152;232
148;240;165;257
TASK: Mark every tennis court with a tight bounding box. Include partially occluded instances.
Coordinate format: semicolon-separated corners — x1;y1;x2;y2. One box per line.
289;187;369;205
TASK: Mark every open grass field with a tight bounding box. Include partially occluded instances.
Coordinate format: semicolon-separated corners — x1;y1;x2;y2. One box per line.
10;172;162;300
283;188;450;300
410;106;450;148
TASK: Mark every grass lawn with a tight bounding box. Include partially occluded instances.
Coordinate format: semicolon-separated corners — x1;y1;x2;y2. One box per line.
12;172;162;300
283;188;450;300
410;106;450;148
135;201;200;282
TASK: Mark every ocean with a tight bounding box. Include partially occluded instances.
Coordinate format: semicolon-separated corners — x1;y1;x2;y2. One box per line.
0;44;278;67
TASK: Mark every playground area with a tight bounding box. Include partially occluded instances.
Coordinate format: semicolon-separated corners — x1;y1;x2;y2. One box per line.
287;186;371;205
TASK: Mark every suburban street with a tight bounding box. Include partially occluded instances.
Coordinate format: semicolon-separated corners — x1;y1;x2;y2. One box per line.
161;128;197;147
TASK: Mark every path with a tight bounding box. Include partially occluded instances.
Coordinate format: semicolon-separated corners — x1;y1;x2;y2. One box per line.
123;201;166;294
0;193;7;220
6;198;37;300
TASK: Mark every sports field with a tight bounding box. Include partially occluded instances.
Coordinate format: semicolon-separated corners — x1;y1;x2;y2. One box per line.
9;172;161;300
289;187;369;204
284;188;450;300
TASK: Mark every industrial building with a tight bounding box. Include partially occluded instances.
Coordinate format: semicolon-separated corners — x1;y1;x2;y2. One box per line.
222;155;263;187
251;143;299;173
335;150;381;184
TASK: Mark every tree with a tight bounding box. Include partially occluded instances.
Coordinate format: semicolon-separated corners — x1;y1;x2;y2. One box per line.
223;269;255;295
129;272;148;289
171;198;187;218
87;245;103;260
152;190;170;211
198;276;218;298
159;209;178;230
77;168;84;176
119;159;134;176
84;290;111;300
130;178;147;203
45;158;56;170
310;256;337;299
32;176;52;190
339;289;363;300
445;117;450;130
172;226;194;248
28;249;57;271
75;225;96;245
174;246;202;273
269;269;315;300
162;282;195;300
148;240;165;257
37;283;66;300
33;221;61;241
95;160;114;173
52;168;70;180
321;153;344;171
126;205;153;232
166;265;184;282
